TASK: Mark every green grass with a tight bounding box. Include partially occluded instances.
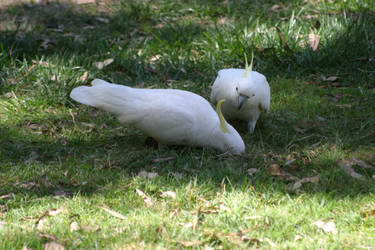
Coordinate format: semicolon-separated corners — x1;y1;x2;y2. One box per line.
1;0;375;249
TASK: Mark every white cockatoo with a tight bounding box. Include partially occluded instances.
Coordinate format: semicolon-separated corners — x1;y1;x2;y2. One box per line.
210;54;270;133
70;79;245;154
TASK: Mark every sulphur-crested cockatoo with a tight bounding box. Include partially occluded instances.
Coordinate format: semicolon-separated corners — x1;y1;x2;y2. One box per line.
210;55;270;133
70;79;245;154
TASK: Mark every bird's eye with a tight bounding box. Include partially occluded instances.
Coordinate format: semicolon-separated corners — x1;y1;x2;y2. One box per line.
252;94;255;97
236;87;238;91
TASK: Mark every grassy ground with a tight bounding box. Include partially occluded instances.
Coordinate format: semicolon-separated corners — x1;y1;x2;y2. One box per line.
1;0;375;249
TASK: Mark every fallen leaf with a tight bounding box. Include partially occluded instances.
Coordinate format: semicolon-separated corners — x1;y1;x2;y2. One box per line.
290;176;319;191
362;210;375;218
138;170;158;179
351;158;375;169
79;71;88;82
99;206;126;220
267;164;281;175
152;156;175;163
311;220;338;234
93;58;114;70
19;181;38;189
70;221;80;232
136;189;154;206
308;33;319;51
81;122;95;128
50;74;60;82
321;75;339;82
74;0;95;4
337;159;365;179
247;168;259;176
267;164;297;180
294;235;303;241
270;4;282;12
0;193;14;199
149;54;161;63
44;241;64;250
160;191;176;199
172;240;202;247
95;17;110;23
219;204;231;212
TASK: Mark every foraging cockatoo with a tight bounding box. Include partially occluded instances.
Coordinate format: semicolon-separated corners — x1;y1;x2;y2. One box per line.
70;79;245;154
210;55;270;133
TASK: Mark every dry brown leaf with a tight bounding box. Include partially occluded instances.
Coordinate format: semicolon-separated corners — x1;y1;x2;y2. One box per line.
270;4;282;12
173;240;203;247
152;156;175;163
79;71;88;82
138;170;158;179
290;176;319;191
136;189;154;206
337;159;364;179
95;17;110;23
150;54;161;63
99;206;126;220
362;210;375;218
322;75;339;82
93;58;114;70
267;164;281;175
308;33;319;51
294;235;303;241
0;193;14;199
70;221;80;232
74;0;95;4
160;191;176;199
267;164;297;180
81;122;95;128
247;168;259;176
311;220;337;234
44;241;65;250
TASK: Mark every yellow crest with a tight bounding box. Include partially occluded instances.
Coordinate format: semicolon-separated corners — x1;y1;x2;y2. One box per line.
243;51;254;78
216;99;228;133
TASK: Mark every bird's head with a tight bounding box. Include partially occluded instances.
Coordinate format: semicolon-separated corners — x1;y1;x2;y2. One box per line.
234;52;256;110
235;78;256;110
215;99;245;154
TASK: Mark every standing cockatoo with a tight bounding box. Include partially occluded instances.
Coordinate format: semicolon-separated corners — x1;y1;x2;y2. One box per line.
70;79;245;154
210;55;270;133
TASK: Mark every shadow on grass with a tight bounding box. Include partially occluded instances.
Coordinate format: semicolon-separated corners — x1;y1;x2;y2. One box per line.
0;1;374;201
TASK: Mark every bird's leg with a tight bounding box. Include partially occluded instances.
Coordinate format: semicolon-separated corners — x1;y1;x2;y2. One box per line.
248;120;257;134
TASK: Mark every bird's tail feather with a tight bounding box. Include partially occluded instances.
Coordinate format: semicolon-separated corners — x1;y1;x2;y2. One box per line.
70;79;131;116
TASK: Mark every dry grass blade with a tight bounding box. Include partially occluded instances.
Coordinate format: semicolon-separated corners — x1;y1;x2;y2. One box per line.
275;26;291;52
172;240;203;247
192;206;201;230
99;206;126;220
135;189;154;206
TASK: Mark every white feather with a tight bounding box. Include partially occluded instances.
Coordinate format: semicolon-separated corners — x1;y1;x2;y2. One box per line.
70;79;245;154
210;69;270;133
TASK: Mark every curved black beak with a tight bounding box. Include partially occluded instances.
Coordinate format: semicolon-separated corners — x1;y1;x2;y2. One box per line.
237;94;249;110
